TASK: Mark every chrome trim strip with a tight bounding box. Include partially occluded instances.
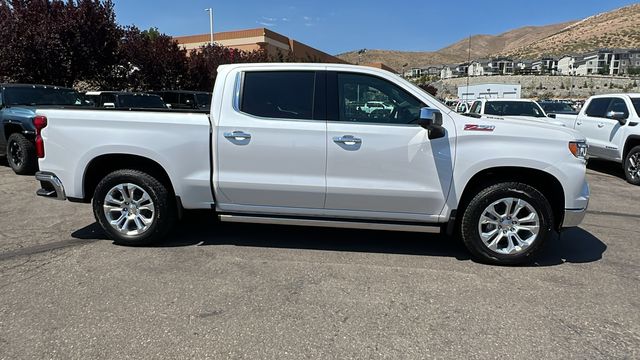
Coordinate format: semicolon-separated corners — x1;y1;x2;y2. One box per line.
35;172;66;200
219;214;441;233
562;208;587;228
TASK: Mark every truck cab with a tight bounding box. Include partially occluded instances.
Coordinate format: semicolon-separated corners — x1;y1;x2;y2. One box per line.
556;94;640;185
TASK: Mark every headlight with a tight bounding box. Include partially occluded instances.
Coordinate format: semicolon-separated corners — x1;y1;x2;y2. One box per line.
569;141;588;160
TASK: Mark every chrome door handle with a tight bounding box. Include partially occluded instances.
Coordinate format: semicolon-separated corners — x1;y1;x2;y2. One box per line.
224;131;252;140
333;135;362;145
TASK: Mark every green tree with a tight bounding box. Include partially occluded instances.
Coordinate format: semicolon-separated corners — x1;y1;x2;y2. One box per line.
0;0;122;87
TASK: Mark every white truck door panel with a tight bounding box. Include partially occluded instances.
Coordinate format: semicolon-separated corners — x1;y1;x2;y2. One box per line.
216;71;327;209
580;97;625;160
326;123;452;217
324;71;452;219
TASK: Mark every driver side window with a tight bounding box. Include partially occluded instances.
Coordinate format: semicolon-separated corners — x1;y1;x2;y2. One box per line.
337;73;425;125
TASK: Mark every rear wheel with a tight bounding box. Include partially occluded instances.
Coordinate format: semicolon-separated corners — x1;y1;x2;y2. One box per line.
624;146;640;186
460;182;553;265
92;169;176;246
7;133;37;175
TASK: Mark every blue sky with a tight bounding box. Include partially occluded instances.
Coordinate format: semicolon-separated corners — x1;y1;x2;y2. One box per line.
112;0;639;55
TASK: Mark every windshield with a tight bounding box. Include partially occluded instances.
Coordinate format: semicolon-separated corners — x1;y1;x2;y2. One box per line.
540;102;575;113
484;101;546;118
195;93;211;108
632;98;640;116
117;95;166;109
4;87;85;106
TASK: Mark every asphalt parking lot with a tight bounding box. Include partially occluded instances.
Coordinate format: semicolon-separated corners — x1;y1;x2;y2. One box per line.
0;158;638;359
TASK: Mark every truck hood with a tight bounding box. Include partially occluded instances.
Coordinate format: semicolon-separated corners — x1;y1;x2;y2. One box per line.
466;114;585;141
481;114;566;127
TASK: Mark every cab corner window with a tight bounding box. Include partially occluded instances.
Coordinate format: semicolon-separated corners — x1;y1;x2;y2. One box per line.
337;73;425;125
241;71;315;120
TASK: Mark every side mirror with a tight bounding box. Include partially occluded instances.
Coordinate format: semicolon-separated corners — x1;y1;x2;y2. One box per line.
417;107;445;140
103;102;116;109
606;111;627;125
547;113;557;119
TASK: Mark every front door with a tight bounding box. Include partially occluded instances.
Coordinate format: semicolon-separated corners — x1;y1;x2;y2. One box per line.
216;70;327;213
579;97;625;160
325;71;453;222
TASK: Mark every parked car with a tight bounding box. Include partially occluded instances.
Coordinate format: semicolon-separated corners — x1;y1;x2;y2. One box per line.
0;84;88;174
455;101;473;113
553;94;640;185
467;99;565;126
150;90;212;110
538;101;578;115
34;63;589;265
360;101;393;114
85;91;168;109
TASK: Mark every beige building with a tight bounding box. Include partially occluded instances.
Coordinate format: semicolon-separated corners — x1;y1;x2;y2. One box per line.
173;27;347;64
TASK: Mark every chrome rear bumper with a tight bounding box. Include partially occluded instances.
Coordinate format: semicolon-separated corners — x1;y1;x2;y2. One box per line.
35;172;66;201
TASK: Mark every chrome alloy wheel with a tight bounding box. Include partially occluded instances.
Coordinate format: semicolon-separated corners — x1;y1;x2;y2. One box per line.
478;197;540;255
628;153;640;180
103;183;155;236
9;140;24;167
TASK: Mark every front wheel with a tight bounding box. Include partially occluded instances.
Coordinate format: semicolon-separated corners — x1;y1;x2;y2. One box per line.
624;146;640;186
460;182;553;265
92;169;176;246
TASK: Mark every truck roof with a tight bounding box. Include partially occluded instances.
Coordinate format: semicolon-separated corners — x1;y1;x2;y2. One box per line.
0;83;74;91
588;93;640;99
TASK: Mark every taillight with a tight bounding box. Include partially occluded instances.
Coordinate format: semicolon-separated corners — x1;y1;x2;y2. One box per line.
33;115;47;158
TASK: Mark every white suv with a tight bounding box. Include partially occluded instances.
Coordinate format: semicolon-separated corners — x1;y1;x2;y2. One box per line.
467;99;565;126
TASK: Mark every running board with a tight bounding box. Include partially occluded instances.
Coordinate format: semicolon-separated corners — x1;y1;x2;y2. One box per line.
218;214;441;233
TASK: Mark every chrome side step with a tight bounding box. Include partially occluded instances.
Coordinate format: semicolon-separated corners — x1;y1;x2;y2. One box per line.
218;214;441;233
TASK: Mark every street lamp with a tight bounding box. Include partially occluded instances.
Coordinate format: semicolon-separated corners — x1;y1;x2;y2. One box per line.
205;8;214;45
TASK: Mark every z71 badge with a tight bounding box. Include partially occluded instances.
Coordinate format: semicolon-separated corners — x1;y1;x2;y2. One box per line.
464;124;496;131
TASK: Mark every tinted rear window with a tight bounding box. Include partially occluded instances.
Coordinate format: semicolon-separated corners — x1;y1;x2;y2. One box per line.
241;71;315;120
484;101;545;117
585;98;611;118
4;87;85;106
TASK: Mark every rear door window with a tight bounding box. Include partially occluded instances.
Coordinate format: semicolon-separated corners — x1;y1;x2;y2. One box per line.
241;71;316;120
584;98;612;118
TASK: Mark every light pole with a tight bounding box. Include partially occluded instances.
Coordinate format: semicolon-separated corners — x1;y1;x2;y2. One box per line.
205;8;214;45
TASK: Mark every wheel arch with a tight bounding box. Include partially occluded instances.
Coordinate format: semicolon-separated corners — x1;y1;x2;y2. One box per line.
623;135;640;160
82;153;176;203
3;122;32;141
457;166;565;231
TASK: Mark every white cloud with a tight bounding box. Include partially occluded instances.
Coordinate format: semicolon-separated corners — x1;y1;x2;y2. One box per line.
257;21;275;27
262;16;277;22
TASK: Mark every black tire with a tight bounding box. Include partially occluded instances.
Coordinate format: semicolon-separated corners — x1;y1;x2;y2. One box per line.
460;182;553;265
6;133;37;175
92;169;176;246
624;145;640;186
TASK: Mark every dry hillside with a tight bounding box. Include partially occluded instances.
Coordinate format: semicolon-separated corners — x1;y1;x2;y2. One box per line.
501;4;640;58
337;4;640;70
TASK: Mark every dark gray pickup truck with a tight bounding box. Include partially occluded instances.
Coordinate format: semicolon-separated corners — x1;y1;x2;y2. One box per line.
0;84;87;174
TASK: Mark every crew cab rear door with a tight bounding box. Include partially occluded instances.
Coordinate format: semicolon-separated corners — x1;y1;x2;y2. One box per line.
324;71;453;222
215;70;327;213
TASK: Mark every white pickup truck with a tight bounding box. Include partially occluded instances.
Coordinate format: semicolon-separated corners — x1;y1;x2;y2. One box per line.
34;63;590;265
554;94;640;185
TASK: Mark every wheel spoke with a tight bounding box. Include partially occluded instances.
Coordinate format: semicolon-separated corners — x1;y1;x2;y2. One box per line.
486;232;504;252
511;199;525;218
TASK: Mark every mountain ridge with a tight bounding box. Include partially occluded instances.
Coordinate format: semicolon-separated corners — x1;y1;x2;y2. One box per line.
336;4;640;72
